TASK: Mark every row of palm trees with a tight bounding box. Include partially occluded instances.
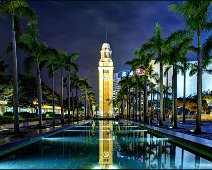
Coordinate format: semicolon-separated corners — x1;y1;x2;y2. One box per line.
114;0;211;133
0;0;96;133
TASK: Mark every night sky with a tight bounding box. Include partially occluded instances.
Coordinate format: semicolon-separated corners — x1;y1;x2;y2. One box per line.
0;1;210;101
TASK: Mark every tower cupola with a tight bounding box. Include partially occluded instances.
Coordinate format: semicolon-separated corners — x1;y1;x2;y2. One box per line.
100;42;112;60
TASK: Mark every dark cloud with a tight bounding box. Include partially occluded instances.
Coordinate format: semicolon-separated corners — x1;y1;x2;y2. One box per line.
0;1;209;101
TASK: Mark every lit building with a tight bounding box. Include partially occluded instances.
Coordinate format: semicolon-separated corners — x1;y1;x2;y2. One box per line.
113;61;212;98
113;70;133;100
98;42;114;118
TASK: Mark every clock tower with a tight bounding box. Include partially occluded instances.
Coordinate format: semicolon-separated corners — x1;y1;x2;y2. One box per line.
98;42;114;118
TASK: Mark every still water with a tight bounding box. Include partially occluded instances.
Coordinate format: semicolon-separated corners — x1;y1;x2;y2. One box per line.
0;120;211;169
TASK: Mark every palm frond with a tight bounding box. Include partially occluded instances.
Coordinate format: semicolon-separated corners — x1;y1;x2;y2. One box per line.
14;5;37;22
203;69;212;75
189;63;198;76
23;55;34;74
164;65;172;76
201;35;212;68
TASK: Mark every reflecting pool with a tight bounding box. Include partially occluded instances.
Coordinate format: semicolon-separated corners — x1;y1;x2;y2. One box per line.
0;120;211;169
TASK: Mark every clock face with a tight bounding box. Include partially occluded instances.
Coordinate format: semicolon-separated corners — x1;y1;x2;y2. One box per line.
103;76;108;80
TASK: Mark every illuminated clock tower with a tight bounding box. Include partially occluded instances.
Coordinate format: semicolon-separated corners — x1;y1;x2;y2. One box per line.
98;42;114;118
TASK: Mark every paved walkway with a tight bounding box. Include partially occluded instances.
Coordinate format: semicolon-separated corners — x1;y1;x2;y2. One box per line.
151;119;212;140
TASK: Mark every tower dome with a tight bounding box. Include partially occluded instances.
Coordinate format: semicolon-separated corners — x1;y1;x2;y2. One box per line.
100;42;112;59
102;43;110;50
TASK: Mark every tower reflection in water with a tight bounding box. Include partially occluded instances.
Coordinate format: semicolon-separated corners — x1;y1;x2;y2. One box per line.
98;120;114;169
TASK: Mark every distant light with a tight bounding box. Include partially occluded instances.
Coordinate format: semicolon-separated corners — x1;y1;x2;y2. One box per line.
122;72;126;77
136;68;143;75
129;71;134;76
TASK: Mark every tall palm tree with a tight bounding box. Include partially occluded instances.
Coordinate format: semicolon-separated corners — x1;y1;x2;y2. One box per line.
47;48;59;125
70;71;80;121
87;90;96;119
54;50;67;124
19;23;51;128
179;61;190;123
169;0;211;133
141;23;166;126
79;79;90;119
126;50;155;123
163;30;193;128
118;74;132;120
0;0;36;133
63;53;79;123
114;87;127;119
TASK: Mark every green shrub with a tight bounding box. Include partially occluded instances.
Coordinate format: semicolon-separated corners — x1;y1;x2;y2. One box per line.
19;112;38;118
3;112;13;117
0;115;13;124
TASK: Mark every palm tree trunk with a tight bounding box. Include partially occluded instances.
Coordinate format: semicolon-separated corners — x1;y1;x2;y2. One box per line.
85;88;87;119
163;89;166;121
171;76;174;123
52;70;55;126
132;88;135;120
182;63;186;123
150;86;153;124
157;90;159;121
122;98;125;119
173;66;178;128
12;16;19;133
60;68;64;123
67;72;71;123
144;77;148;123
135;86;138;121
127;87;130;120
138;86;141;121
196;30;202;133
72;89;74;122
37;67;42;128
76;83;79;122
159;63;163;126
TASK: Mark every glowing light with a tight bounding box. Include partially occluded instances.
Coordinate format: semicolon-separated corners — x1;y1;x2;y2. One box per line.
122;71;126;77
93;165;118;169
64;130;91;132
135;68;143;75
129;71;134;76
116;130;147;133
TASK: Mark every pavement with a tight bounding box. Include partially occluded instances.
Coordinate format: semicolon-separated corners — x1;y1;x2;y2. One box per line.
151;119;212;140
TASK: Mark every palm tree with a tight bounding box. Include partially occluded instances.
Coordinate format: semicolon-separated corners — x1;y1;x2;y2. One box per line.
70;71;80;121
163;30;193;128
63;53;79;123
141;23;166;126
0;0;36;133
54;51;67;124
118;74;132;120
19;23;51;128
47;48;59;125
114;87;127;119
179;61;190;123
79;79;90;119
87;90;96;119
169;0;211;133
126;50;155;123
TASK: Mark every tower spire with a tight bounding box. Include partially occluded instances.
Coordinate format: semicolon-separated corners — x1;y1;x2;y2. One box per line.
105;27;107;42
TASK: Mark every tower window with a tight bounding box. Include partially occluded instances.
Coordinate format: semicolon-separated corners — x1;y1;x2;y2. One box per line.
103;70;109;73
